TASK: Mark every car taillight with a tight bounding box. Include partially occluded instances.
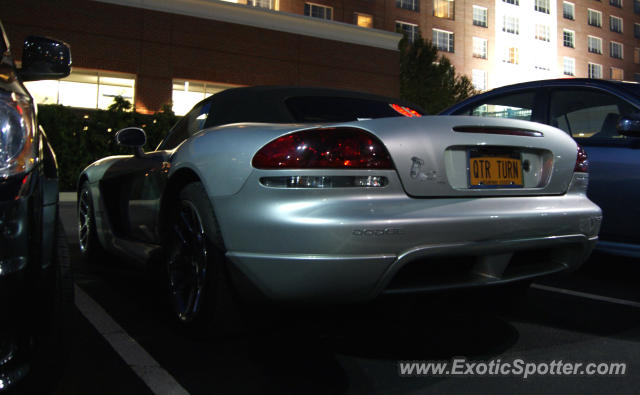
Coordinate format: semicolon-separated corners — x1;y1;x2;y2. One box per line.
390;104;422;118
575;145;588;172
252;127;394;170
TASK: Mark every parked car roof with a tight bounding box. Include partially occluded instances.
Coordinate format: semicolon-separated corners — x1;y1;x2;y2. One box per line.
442;79;640;115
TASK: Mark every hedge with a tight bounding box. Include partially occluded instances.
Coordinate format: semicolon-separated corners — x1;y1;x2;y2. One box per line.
38;97;177;191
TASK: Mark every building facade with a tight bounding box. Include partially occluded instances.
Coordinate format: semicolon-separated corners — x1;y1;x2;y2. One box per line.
3;0;640;114
2;0;402;114
278;0;640;91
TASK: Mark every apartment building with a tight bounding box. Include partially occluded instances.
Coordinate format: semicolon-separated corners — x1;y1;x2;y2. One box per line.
556;0;640;82
278;0;640;90
3;0;639;114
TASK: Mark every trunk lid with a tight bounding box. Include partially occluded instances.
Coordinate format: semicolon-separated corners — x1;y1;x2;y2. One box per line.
358;116;577;197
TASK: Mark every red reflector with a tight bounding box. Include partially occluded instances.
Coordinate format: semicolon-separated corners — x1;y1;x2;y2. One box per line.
252;127;394;169
453;126;543;137
390;104;422;118
575;145;588;172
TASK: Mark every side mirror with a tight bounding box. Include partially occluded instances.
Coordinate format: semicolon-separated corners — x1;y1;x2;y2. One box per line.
19;36;72;81
617;113;640;138
116;127;146;157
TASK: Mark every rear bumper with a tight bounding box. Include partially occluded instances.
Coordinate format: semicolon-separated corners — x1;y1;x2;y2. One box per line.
218;173;602;302
227;235;597;302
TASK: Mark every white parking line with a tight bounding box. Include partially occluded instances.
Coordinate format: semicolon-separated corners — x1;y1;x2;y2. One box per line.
74;284;189;395
532;283;640;309
59;192;76;203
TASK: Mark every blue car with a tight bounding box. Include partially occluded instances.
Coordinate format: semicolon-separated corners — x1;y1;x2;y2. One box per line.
442;78;640;258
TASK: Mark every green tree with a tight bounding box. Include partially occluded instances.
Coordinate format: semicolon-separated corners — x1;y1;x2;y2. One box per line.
399;35;476;114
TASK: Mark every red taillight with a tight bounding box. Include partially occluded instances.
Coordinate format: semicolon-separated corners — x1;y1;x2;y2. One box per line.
575;145;589;172
390;104;422;118
252;127;394;169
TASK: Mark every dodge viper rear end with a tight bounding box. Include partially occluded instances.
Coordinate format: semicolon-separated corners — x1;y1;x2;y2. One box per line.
79;87;601;329
171;116;601;303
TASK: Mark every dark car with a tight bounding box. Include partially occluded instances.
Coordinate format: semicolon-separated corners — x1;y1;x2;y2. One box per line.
442;78;640;258
0;22;73;391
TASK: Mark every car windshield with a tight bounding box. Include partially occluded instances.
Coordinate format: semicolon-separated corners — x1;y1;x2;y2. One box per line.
285;96;422;122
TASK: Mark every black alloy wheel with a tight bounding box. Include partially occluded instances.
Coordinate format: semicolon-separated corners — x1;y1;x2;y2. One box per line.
166;199;211;323
77;182;104;262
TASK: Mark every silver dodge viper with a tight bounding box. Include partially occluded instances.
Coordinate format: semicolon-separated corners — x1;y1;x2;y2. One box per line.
77;86;602;327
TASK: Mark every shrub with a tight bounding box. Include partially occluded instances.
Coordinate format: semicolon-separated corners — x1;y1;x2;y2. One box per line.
38;97;177;191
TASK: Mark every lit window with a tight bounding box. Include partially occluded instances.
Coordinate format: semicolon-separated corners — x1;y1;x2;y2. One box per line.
354;13;373;28
534;60;550;71
433;29;454;52
25;80;59;106
588;36;602;54
535;0;550;13
635;23;640;38
588;9;602;27
472;69;487;90
610;0;622;7
473;6;488;27
610;41;623;59
610;16;623;33
535;24;550;42
472;37;488;59
563;57;576;76
396;21;420;43
433;0;454;19
611;67;624;80
563;2;574;19
503;0;519;5
397;0;419;11
223;0;276;7
588;63;603;79
563;30;575;48
172;80;235;116
635;47;640;64
304;3;332;20
247;0;274;8
503;47;519;64
502;15;519;34
25;69;135;110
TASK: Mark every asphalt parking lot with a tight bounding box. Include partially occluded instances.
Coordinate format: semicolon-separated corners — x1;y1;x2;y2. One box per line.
52;195;640;394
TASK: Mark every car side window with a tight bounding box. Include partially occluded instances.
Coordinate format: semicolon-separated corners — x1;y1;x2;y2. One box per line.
549;88;638;141
160;101;212;150
455;91;536;121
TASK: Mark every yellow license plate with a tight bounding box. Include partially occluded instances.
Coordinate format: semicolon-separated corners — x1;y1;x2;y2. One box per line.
469;156;523;187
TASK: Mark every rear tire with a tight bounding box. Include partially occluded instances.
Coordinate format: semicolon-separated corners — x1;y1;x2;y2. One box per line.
77;181;104;263
164;182;240;336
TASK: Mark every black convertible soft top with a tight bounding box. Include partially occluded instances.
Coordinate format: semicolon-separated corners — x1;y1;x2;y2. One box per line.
203;86;425;127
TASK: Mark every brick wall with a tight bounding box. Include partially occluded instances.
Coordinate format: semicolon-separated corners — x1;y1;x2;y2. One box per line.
2;0;400;112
